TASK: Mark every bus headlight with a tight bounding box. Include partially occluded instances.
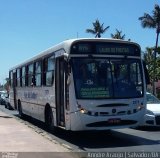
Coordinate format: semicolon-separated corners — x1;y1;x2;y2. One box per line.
77;102;98;116
77;102;91;115
80;108;88;114
79;108;98;116
137;104;144;111
80;108;92;115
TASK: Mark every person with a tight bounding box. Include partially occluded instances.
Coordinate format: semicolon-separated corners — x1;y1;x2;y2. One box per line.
80;64;88;81
74;63;88;98
113;66;139;97
113;66;129;97
114;66;124;81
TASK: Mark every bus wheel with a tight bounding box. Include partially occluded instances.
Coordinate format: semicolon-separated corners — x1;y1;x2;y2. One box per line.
45;106;55;132
18;101;23;118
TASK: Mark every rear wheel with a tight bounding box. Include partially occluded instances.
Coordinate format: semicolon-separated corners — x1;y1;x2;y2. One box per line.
18;101;24;118
45;106;55;132
5;103;7;109
5;102;13;110
8;103;14;110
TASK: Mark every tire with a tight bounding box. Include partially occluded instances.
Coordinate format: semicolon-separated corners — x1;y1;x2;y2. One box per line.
18;101;24;118
8;103;14;110
5;103;7;109
45;106;55;132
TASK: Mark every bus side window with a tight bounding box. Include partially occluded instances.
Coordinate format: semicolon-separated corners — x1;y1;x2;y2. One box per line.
28;63;34;86
43;55;55;86
35;61;42;86
43;58;47;85
22;67;26;87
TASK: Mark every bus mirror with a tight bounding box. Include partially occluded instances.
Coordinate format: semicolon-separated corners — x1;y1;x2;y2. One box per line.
143;61;150;85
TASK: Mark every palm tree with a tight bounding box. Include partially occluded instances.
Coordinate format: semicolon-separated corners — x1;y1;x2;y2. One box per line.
111;29;125;40
143;47;155;81
86;19;110;38
144;47;160;81
139;4;160;95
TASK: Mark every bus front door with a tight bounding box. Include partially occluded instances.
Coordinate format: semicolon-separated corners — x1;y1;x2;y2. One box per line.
55;57;66;127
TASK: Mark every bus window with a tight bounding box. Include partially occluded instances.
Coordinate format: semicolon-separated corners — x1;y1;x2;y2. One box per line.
72;58;143;99
9;71;13;88
28;64;34;86
16;68;21;87
22;66;26;87
111;59;142;98
72;58;111;99
43;55;55;86
35;61;42;86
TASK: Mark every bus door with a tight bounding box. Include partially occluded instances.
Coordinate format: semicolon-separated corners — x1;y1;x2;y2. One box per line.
55;57;66;127
13;72;17;109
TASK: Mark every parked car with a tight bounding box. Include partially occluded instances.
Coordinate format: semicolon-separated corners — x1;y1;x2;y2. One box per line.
0;91;7;105
0;92;13;110
142;92;160;127
0;94;6;105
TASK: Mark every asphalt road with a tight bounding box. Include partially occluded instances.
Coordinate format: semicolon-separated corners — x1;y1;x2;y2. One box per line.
0;104;160;153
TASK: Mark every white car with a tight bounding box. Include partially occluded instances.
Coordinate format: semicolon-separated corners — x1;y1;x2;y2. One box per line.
143;92;160;127
0;92;13;110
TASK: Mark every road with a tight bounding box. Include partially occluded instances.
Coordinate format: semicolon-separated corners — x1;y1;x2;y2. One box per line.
0;105;160;153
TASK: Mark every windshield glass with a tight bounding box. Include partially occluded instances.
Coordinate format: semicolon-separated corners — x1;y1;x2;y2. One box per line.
72;58;143;99
146;93;160;104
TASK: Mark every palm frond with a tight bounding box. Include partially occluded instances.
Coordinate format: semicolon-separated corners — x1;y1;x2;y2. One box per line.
86;29;96;34
86;19;110;38
111;29;125;40
102;26;110;33
139;13;155;28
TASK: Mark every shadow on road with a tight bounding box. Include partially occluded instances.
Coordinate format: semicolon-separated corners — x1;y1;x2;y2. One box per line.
55;130;160;150
12;112;160;151
135;126;160;132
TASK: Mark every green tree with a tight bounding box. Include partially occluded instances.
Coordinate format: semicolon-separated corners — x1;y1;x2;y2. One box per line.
86;19;110;38
139;4;160;94
144;47;160;90
111;29;125;40
143;47;155;81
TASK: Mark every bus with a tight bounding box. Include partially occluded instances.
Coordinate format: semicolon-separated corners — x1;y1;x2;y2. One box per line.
9;38;149;131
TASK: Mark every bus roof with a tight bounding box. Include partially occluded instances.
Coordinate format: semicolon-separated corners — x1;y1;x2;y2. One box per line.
9;38;140;71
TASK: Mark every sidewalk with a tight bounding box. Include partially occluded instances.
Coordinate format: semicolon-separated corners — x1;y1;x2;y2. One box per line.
0;110;70;152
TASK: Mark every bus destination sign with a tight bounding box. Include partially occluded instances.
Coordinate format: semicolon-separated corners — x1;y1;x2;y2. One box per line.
97;46;130;54
78;44;92;53
71;42;140;56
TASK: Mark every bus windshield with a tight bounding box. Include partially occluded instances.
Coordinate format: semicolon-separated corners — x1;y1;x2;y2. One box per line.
72;58;143;99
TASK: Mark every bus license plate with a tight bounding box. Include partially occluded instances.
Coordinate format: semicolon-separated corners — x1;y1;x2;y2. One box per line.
108;118;121;124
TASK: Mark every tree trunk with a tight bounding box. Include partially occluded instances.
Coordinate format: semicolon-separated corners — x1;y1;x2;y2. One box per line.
153;28;159;95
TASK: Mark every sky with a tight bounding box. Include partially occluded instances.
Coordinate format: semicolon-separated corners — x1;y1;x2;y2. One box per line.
0;0;160;84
